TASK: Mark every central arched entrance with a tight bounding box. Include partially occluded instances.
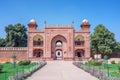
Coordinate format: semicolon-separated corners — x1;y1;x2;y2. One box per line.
51;35;67;60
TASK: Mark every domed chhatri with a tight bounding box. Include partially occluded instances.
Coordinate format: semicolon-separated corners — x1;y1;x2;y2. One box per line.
28;19;37;28
81;19;90;26
82;19;88;23
29;19;36;23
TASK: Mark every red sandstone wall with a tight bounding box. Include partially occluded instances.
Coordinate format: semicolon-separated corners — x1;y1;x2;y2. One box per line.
0;51;27;60
0;47;28;61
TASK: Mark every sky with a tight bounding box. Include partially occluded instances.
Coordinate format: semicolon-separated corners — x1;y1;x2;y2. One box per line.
0;0;120;41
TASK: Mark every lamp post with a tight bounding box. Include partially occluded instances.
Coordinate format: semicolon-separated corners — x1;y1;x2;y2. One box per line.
4;71;6;80
12;53;16;68
16;67;18;80
107;63;109;77
104;55;108;68
104;55;109;77
22;66;24;74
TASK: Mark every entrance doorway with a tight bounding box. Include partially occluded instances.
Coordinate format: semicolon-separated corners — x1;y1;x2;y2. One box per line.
51;35;67;60
77;52;81;57
56;50;62;60
75;49;84;57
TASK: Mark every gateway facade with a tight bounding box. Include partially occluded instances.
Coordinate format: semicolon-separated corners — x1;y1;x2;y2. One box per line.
28;19;90;60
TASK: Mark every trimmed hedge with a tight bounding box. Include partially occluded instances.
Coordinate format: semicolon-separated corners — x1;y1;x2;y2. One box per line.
111;60;116;64
7;61;47;80
89;60;102;66
73;61;119;80
18;60;31;66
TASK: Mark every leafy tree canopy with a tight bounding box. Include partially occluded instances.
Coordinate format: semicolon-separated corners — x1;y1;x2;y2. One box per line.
91;24;120;55
5;23;27;47
0;38;6;47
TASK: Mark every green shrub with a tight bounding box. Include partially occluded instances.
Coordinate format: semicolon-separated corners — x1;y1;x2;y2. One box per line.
5;62;11;64
0;64;3;72
18;60;31;66
111;60;115;64
90;60;102;66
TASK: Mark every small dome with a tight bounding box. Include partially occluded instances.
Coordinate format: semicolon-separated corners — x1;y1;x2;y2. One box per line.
29;19;36;23
81;19;90;26
28;19;37;27
82;19;88;23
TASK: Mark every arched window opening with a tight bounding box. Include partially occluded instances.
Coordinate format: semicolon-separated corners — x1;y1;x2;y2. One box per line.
33;35;43;46
75;35;84;46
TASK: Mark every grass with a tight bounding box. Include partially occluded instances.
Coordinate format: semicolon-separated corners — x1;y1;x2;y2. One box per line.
105;64;120;78
85;63;120;79
0;62;36;80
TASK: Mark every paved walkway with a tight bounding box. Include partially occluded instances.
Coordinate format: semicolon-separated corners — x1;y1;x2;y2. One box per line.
26;61;99;80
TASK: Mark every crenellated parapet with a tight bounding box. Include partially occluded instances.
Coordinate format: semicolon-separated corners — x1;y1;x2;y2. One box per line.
45;24;73;29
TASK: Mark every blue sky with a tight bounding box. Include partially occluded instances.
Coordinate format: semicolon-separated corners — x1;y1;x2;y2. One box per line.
0;0;120;41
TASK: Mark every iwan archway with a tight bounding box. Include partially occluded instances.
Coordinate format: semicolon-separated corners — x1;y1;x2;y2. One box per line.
51;35;67;60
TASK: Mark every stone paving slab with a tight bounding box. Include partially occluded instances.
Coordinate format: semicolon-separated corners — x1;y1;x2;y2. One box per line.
26;61;99;80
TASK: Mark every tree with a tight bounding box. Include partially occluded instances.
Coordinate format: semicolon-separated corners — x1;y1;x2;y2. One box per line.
5;23;27;47
114;42;120;52
91;24;118;55
0;38;6;47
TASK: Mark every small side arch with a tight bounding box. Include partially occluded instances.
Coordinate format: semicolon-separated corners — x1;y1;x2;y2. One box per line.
75;35;84;46
75;35;84;41
33;49;43;58
75;49;84;57
33;35;43;46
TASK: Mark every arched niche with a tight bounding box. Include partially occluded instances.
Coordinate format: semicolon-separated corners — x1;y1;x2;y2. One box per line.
75;35;84;46
33;35;43;46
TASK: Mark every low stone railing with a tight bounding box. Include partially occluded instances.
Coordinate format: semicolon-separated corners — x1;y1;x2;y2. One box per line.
0;47;27;51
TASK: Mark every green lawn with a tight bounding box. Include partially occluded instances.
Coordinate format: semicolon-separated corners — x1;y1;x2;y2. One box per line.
0;62;36;80
85;63;120;79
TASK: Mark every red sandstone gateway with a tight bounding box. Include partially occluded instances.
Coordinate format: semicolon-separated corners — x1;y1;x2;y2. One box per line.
0;19;90;61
